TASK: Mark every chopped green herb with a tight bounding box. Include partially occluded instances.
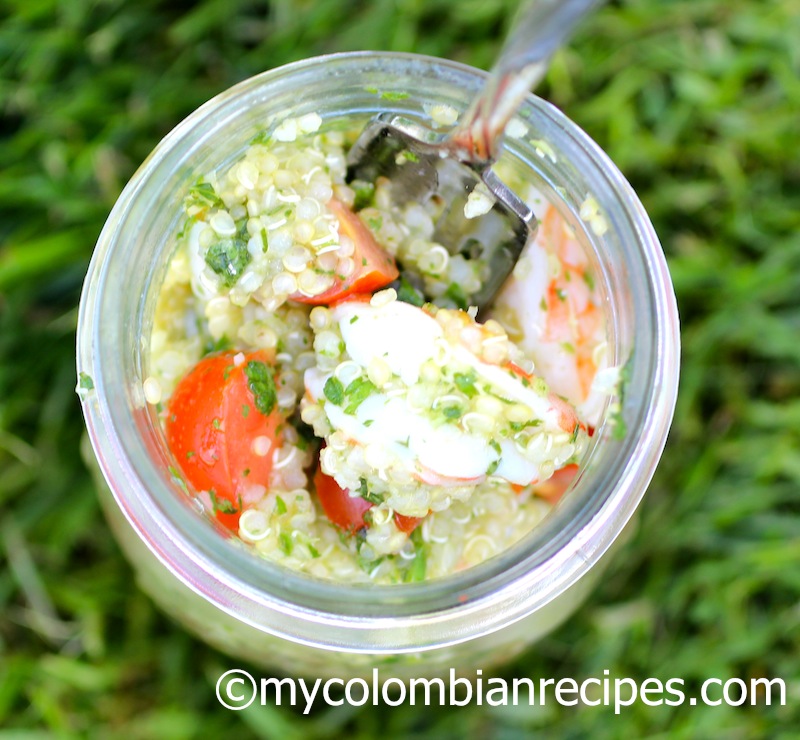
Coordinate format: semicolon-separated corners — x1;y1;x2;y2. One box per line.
242;404;250;418
204;237;251;287
363;419;374;427
404;527;427;582
209;490;238;515
441;404;462;420
582;271;595;290
349;315;359;324
250;131;271;146
561;342;576;354
261;227;269;253
78;372;94;391
380;91;410;101
556;288;568;302
400;149;419;162
367;216;383;230
244;361;277;415
362;257;368;266
510;419;543;433
486;459;500;475
242;468;250;477
444;282;469;311
351;180;375;210
278;532;293;555
275;495;287;515
570;422;581;444
308;543;321;558
489;439;502;455
610;357;632;441
204;334;232;355
323;376;345;405
454;369;478;398
344;376;377;415
212;417;221;429
185;178;224;212
168;466;189;494
539;297;548;312
356;478;383;506
397;275;425;307
185;451;195;459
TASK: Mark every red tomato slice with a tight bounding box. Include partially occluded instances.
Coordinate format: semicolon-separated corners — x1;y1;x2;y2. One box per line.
313;465;372;533
394;513;422;534
313;465;423;535
533;463;579;504
291;198;398;305
165;351;281;530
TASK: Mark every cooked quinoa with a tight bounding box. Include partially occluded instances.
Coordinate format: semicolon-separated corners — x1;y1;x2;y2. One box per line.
149;114;602;584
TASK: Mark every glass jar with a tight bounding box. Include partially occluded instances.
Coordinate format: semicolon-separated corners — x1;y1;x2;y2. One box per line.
76;52;679;679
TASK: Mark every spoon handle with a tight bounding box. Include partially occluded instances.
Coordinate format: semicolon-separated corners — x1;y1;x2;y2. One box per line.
449;0;602;164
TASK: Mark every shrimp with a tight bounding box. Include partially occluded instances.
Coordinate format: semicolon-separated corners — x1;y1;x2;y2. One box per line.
301;294;586;518
492;197;608;428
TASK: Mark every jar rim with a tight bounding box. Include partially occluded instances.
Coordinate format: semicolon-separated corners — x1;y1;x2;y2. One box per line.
77;51;679;653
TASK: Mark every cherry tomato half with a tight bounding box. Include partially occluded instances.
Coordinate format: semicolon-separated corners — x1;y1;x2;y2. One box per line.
291;198;398;305
165;351;282;530
313;465;422;535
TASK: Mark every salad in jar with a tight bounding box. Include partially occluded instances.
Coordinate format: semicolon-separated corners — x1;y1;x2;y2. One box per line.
146;111;613;584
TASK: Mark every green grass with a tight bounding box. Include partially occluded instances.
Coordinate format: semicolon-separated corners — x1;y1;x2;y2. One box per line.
1;0;798;736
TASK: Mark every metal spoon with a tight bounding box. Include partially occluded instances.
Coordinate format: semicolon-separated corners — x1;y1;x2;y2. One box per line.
347;0;601;311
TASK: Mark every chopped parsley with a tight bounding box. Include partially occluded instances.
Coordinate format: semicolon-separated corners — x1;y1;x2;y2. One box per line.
203;334;232;356
509;419;543;433
444;282;469;311
344;376;377;415
351;180;375;210
204;237;251;288
486;459;500;475
185;178;224;212
250;130;271;146
397;275;425;307
168;466;189;495
404;528;427;582
323;376;345;405
357;478;384;506
453;369;478;398
209;490;239;515
244;361;277;415
242;404;250;418
441;404;462;420
275;495;287;515
78;372;94;391
378;91;410;101
278;531;293;555
610;357;632;441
